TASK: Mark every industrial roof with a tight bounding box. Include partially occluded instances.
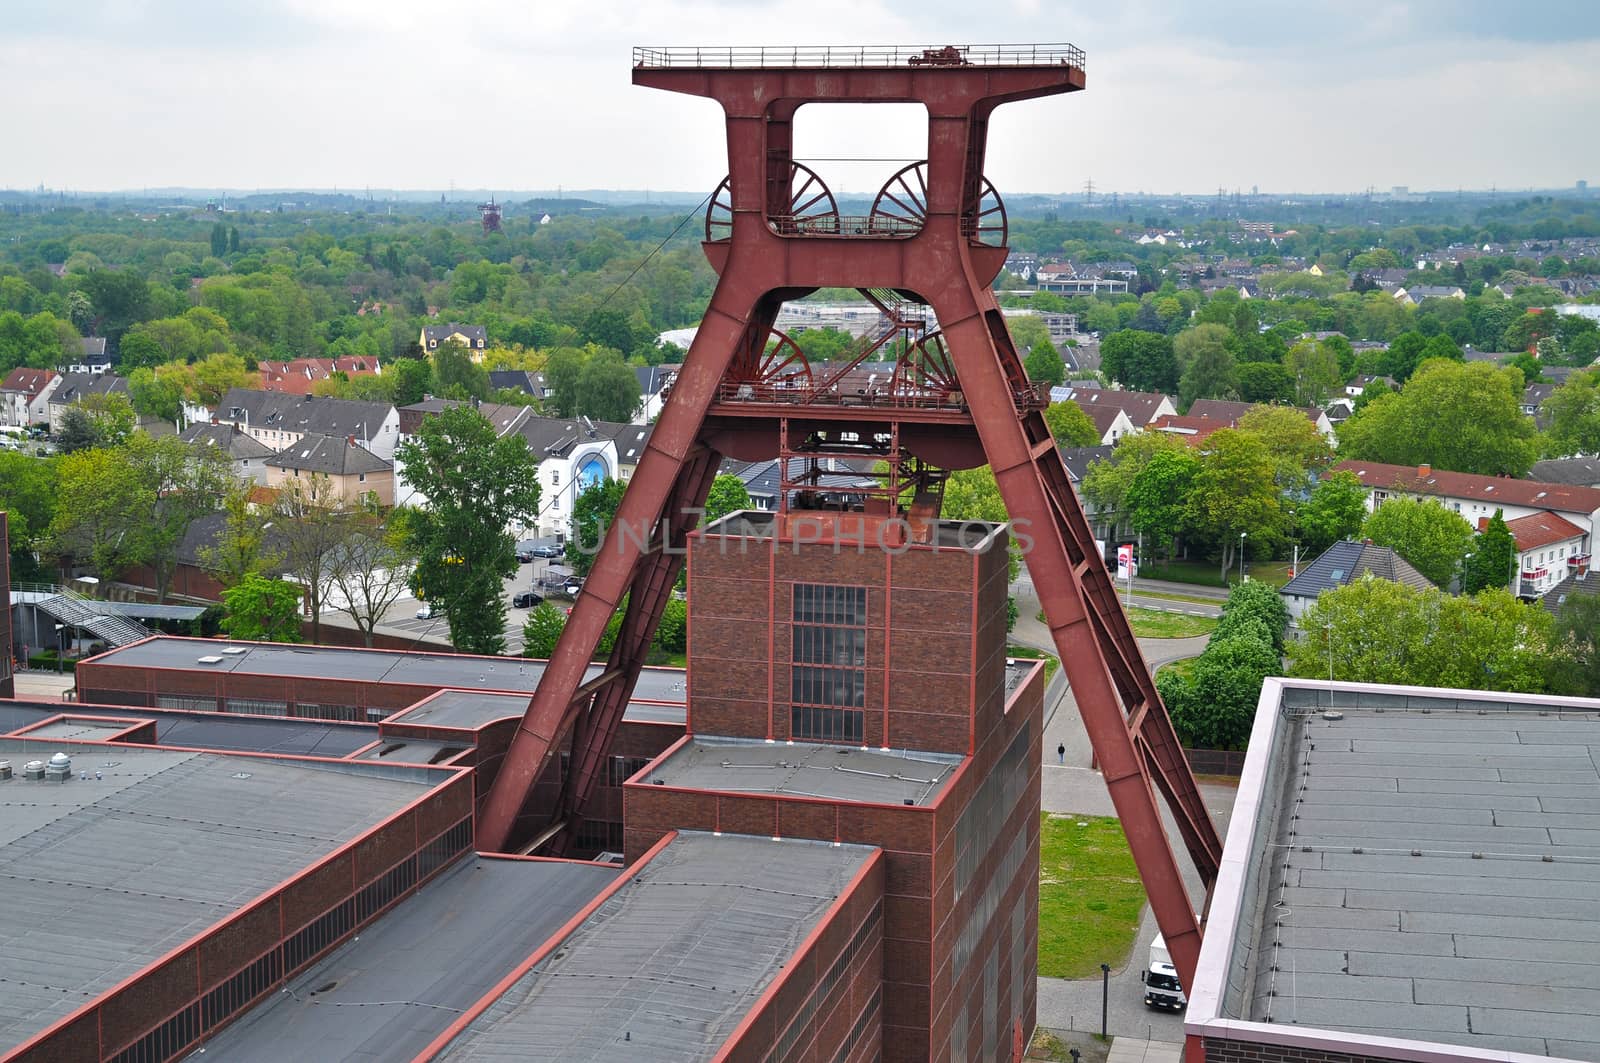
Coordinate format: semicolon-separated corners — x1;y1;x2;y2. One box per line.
0;700;377;757
702;509;1009;552
648;736;960;806
1191;680;1600;1062
0;741;444;1056
395;688;685;731
194;855;618;1062
431;831;875;1062
81;637;688;704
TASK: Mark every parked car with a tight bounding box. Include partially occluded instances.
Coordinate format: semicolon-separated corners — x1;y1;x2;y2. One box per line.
563;578;585;598
531;542;564;558
516;547;535;564
512;590;543;609
416;602;436;620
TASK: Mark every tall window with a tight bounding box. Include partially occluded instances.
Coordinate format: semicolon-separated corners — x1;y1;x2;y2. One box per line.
791;583;867;743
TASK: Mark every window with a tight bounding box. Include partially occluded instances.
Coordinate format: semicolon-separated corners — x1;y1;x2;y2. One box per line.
358;473;366;482
552;470;560;486
791;583;867;743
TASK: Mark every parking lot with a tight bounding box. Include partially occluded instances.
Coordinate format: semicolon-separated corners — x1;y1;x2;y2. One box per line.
375;554;575;655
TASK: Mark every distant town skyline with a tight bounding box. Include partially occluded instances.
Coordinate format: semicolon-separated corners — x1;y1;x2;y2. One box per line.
4;1;1597;196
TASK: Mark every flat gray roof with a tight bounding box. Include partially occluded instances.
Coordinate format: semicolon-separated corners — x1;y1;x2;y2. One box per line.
647;736;960;806
434;831;874;1062
1196;682;1600;1061
397;688;685;731
83;637;688;704
0;700;379;758
195;855;618;1062
0;741;444;1056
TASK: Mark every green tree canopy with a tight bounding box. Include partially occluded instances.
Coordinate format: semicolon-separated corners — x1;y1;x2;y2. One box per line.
1462;509;1516;594
1287;581;1551;693
1175;323;1238;407
1298;471;1368;555
220;574;304;643
703;473;753;525
1360;497;1474;588
1125;448;1199;564
1023;338;1066;387
521;601;567;659
397;405;542;654
1184;429;1280;580
1336;359;1537;477
567;477;629;579
1042;400;1100;447
1099;329;1177;393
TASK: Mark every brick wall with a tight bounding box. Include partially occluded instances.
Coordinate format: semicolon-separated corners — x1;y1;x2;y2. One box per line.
1203;1036;1400;1063
1;512;12;697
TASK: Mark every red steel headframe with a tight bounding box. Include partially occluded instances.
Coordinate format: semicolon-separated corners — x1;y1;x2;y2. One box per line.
476;44;1222;988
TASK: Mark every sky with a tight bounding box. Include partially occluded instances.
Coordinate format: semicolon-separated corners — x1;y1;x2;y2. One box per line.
4;0;1598;198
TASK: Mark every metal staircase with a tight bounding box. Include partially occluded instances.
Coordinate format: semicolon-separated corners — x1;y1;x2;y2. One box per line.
18;583;153;648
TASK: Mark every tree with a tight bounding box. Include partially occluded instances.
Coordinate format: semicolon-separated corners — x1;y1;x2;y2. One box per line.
567;477;629;578
1125;448;1199;563
272;474;350;644
127;366;185;422
1042;400;1100;447
703;474;753;525
1099;329;1177;393
521;601;567;659
1360;498;1474;588
198;480;283;590
57;392;136;453
431;339;490;400
0;449;59;581
1023;339;1065;387
543;346;586;415
1287;581;1551;693
1543;370;1600;457
1235;405;1333;491
1298;471;1368;554
1184;429;1280;580
1337;360;1538;476
574;348;641;423
124;433;233;601
1547;592;1600;697
220;574;304;643
1235;362;1294;404
1462;509;1515;594
1283;339;1342;406
397;404;541;655
1175;323;1238;406
1080;431;1191;528
49;447;146;581
1218;579;1290;654
655;597;688;655
1159;633;1278;750
389;357;432;407
329;503;417;646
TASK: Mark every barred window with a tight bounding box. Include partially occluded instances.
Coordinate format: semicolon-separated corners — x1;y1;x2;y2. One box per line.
790;583;867;744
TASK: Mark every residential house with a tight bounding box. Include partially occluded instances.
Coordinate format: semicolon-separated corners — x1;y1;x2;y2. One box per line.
609;422;652;481
1393;285;1465;305
1344;375;1396;398
1337;459;1600;575
265;432;394;506
1149;413;1234;445
259;356;381;396
634;364;678;425
1503;511;1588;599
73;337;110;374
1074;402;1136;445
1185;399;1336;441
47;372;130;435
1529;457;1600;489
1361;268;1410;291
487;370;551;401
1058;386;1176;427
1278;540;1435;626
179;422;275;485
419;323;488;361
214;389;400;460
1542;568;1600;619
1521;383;1556;427
720;457;878;514
0;368;60;427
1058;445;1122;555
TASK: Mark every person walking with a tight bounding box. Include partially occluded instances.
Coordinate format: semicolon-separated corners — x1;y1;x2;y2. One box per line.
1056;742;1065;765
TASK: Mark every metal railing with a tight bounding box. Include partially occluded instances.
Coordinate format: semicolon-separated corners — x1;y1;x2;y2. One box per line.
633;44;1086;71
19;582;153;648
768;214;922;238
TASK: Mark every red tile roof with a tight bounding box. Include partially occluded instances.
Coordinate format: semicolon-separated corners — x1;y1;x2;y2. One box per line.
1336;460;1600;517
1150;414;1230;444
1;367;58;397
259;357;381;395
1506;512;1586;552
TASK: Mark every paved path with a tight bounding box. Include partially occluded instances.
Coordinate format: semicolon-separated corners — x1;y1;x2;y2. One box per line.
10;669;76;701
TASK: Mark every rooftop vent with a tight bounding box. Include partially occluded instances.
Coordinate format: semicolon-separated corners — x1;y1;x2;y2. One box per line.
197;655;224;664
221;646;247;655
46;752;72;782
0;761;10;781
22;760;46;781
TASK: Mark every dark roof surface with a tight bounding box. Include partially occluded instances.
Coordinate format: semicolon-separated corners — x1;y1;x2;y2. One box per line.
1218;688;1600;1059
1531;457;1600;488
0;700;377;756
1058;444;1113;482
216;387;394;440
649;736;961;805
0;741;445;1055
83;637;688;704
265;431;390;475
1279;540;1436;599
195;855;617;1062
179;420;275;459
433;832;875;1062
48;371;127;405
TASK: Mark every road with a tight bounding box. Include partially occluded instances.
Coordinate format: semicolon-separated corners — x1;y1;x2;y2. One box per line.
347;556;576;655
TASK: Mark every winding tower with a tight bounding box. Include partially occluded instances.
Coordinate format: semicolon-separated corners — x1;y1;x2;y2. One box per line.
478;44;1222;987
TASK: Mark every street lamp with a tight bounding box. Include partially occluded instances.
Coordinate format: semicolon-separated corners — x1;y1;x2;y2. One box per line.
1238;531;1248;583
1100;962;1111;1038
1322;620;1334;683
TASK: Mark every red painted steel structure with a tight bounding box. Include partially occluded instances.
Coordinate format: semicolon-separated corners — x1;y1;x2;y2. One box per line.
477;43;1222;985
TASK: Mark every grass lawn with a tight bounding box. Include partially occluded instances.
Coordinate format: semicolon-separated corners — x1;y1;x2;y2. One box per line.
1132;588;1227;606
1124;607;1218;639
1038;813;1147;979
1155;657;1198;683
1139;557;1295;590
1007;646;1060;682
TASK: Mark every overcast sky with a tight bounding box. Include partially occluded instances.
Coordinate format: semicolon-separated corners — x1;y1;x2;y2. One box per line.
4;0;1597;197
